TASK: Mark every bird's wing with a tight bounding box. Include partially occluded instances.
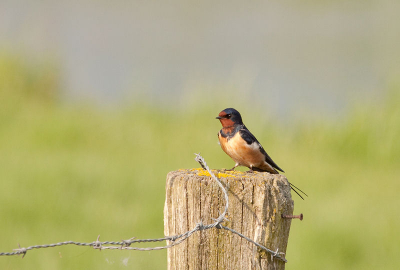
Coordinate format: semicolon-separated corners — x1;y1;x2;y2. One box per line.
239;126;285;173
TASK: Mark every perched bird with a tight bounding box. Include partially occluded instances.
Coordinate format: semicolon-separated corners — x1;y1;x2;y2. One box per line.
216;108;307;199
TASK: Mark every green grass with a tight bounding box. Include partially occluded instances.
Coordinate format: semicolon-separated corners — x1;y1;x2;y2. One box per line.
1;55;400;269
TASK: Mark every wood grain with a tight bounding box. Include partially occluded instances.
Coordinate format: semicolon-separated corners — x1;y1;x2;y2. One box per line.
164;169;294;270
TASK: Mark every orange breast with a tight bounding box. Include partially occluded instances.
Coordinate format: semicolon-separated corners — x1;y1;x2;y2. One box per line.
218;132;268;169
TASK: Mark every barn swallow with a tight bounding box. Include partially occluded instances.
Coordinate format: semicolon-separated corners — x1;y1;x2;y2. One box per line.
216;108;307;199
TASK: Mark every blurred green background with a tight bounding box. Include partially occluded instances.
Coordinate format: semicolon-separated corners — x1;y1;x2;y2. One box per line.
1;1;400;269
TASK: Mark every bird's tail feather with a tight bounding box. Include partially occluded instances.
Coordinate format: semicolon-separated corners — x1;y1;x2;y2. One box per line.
289;182;308;200
248;167;308;200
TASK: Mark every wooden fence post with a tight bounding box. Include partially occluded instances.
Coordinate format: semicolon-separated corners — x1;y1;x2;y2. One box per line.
164;169;294;270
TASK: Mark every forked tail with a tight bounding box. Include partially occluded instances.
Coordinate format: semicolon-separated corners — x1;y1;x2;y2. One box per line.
289;182;308;200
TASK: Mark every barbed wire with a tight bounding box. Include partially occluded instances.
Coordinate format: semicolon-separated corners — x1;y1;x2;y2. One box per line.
0;153;287;263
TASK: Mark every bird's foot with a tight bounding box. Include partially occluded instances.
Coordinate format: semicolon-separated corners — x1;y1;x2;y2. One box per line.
246;169;254;173
222;167;236;172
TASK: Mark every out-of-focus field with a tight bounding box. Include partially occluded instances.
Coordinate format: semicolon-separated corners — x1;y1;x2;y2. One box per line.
1;55;399;269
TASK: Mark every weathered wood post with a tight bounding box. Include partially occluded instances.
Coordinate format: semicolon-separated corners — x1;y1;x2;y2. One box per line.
164;168;294;270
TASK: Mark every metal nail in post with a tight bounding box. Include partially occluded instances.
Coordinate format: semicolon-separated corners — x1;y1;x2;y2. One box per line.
281;213;303;221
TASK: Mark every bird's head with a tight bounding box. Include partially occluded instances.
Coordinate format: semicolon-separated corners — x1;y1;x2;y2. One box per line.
216;108;243;128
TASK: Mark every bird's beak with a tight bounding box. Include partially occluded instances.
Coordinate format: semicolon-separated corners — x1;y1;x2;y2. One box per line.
216;116;222;119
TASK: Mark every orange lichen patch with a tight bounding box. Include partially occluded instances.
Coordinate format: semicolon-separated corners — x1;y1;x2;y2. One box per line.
177;168;262;179
194;168;249;178
196;170;221;177
271;208;277;222
188;168;205;172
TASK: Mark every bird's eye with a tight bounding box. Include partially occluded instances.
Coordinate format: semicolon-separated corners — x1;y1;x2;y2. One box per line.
226;114;231;118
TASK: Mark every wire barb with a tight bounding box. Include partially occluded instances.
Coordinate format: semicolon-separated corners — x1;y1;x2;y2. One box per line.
121;237;136;249
93;235;102;251
13;244;27;259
